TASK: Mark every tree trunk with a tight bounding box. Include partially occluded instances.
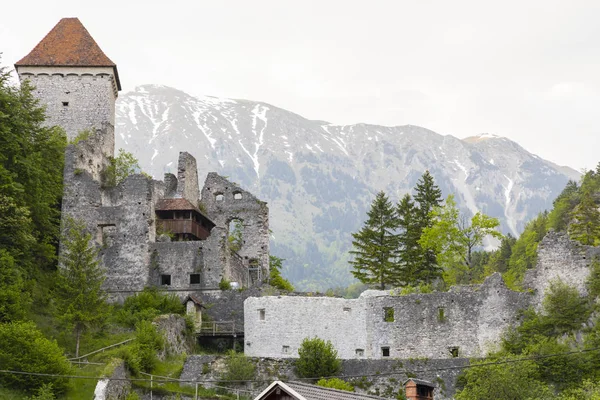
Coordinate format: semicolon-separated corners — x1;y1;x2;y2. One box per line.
75;326;81;358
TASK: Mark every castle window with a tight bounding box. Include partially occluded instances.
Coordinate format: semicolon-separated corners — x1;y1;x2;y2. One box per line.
449;347;459;358
233;192;243;200
160;274;171;286
384;307;394;322
343;307;351;313
259;309;265;320
190;274;201;284
282;345;290;354
438;307;446;322
215;193;224;201
62;101;69;106
381;347;390;357
355;348;364;357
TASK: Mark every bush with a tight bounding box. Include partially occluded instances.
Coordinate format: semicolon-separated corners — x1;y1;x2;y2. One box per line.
316;378;354;392
296;337;341;380
221;350;256;382
219;278;232;291
0;321;72;395
116;287;185;328
132;321;163;373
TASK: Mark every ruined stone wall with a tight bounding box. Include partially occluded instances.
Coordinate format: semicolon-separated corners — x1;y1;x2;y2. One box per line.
245;296;367;359
524;230;600;308
19;67;117;156
176;152;200;204
244;274;531;360
181;355;468;400
201;173;270;282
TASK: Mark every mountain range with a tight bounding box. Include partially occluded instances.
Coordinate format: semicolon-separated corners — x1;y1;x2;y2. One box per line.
115;85;580;290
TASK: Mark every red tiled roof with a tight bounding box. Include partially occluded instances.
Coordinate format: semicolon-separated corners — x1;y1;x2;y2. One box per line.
156;198;199;211
15;18;121;89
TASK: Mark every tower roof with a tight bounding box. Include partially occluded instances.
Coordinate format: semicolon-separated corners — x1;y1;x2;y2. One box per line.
15;18;121;90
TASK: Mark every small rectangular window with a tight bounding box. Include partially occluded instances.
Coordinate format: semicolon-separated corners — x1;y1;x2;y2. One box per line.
384;307;394;322
343;307;351;313
190;274;201;284
355;348;364;357
438;307;445;322
259;309;265;321
160;274;171;286
381;347;390;357
282;345;290;354
62;101;69;106
449;347;459;358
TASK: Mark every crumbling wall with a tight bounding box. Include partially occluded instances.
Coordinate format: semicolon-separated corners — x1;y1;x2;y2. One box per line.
154;314;192;359
201;173;270;283
524;230;600;308
244;274;531;360
176;152;200;204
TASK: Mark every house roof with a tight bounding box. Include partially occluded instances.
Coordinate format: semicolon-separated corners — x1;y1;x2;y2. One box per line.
403;378;435;388
183;294;204;307
254;381;391;400
155;198;216;227
15;18;121;90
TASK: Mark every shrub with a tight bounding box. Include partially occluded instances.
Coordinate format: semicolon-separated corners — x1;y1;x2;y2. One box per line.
316;378;354;392
116;287;185;328
219;277;232;291
0;321;72;394
221;350;256;382
132;320;164;373
296;337;341;380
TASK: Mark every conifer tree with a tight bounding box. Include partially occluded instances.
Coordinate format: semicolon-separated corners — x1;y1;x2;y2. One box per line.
349;191;400;289
54;218;108;357
568;189;600;246
396;194;422;286
413;171;443;283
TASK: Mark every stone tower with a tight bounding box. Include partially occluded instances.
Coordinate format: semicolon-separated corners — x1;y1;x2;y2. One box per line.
15;18;120;159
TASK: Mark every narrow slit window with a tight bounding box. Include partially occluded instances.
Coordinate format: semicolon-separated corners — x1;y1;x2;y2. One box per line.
259;309;265;321
384;307;394;322
438;307;445;322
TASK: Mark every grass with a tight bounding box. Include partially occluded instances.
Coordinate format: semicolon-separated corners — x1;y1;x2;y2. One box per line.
0;387;28;400
64;364;104;400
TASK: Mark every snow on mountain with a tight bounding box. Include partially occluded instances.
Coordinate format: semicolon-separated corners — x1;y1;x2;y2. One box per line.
115;85;580;290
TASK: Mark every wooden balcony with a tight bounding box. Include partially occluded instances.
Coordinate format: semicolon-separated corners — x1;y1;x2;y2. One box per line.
158;219;211;240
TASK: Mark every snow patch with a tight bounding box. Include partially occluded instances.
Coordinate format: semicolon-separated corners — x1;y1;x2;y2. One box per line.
151;148;158;161
453;159;469;182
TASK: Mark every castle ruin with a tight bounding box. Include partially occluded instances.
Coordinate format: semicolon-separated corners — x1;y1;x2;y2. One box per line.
15;18;270;300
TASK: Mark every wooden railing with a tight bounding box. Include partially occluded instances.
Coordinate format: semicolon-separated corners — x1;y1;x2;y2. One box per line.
199;321;239;336
158;219;210;240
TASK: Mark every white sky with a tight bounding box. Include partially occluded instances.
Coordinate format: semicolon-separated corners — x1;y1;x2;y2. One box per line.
2;0;599;171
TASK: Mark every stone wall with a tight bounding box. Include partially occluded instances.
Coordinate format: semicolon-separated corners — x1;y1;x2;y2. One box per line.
180;355;468;400
176;152;200;204
201;173;270;282
524;230;600;308
244;274;531;360
20;67;117;155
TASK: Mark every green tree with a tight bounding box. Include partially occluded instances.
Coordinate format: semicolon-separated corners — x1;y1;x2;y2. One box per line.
0;321;72;395
569;188;600;246
548;180;579;231
0;61;66;285
0;249;30;322
228;219;243;253
102;148;141;187
296;337;341;380
349;191;400;289
413;171;444;284
53;217;108;357
455;356;552;400
269;255;294;291
420;195;502;285
396;194;423;286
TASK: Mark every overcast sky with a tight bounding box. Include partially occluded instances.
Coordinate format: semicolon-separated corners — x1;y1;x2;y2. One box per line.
2;0;599;171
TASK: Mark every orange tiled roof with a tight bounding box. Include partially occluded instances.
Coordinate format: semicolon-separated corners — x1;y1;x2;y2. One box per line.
15;18;121;89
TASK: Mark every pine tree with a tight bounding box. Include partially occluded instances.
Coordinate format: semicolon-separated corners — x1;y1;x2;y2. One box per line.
396;194;422;286
413;171;443;284
54;218;108;357
349;191;399;290
569;189;600;246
